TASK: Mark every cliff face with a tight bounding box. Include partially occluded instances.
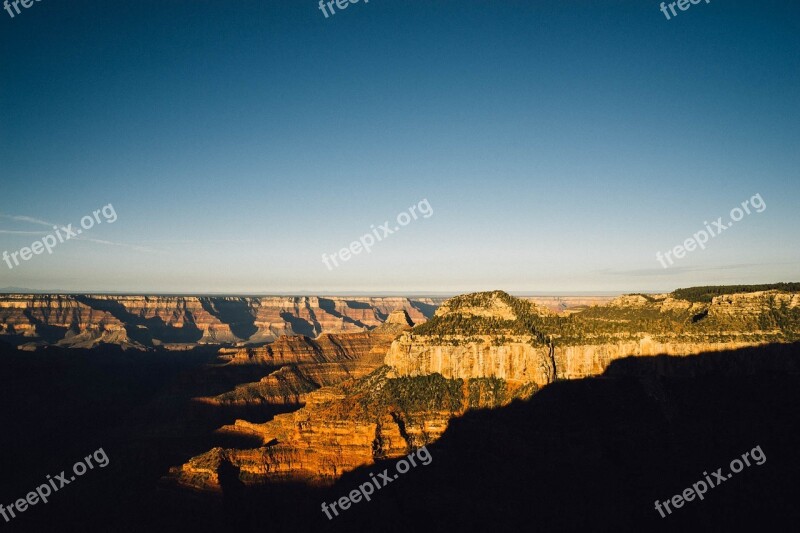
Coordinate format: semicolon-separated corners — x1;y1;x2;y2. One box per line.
385;334;552;384
0;295;440;350
387;290;800;385
384;336;777;387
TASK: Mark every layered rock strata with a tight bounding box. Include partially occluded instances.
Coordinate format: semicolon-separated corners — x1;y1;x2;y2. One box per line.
170;368;536;490
0;295;440;350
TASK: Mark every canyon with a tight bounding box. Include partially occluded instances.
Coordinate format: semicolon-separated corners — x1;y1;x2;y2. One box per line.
166;287;800;492
3;285;799;532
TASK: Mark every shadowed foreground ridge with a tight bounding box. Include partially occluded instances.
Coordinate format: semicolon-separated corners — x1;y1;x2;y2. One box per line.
158;342;800;533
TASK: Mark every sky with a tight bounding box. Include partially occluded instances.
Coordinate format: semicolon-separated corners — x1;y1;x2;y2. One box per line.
1;0;798;294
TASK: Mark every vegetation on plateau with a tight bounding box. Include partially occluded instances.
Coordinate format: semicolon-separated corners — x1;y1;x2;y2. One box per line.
671;283;800;303
340;366;537;422
411;286;800;347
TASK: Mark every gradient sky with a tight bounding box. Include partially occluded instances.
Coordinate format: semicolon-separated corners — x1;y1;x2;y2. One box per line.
1;0;798;294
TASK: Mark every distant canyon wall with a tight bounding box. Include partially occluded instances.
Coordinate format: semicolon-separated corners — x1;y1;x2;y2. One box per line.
0;294;440;350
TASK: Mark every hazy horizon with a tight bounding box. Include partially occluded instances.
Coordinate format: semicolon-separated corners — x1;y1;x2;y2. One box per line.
0;286;627;297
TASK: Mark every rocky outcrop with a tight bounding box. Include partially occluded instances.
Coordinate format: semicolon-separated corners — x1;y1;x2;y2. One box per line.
387;290;800;385
708;291;800;318
169;368;536;490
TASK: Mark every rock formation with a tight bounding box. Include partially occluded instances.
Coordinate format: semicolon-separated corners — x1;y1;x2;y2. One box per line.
389;289;800;384
167;286;800;492
197;311;419;408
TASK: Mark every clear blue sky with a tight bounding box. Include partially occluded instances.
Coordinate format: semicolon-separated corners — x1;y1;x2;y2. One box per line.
1;0;798;294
